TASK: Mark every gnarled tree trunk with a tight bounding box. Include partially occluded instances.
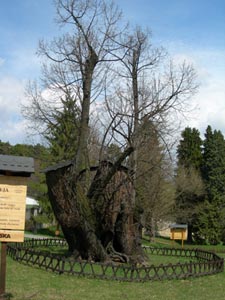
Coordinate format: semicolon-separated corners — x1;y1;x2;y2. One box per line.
45;160;145;263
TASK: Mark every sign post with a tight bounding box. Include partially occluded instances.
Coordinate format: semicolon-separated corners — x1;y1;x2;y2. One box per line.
0;243;6;299
0;155;34;299
170;224;188;248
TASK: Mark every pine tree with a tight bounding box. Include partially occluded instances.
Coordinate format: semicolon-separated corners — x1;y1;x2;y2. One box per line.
45;92;80;163
195;200;223;245
177;127;202;169
175;127;204;242
202;126;225;200
199;126;225;244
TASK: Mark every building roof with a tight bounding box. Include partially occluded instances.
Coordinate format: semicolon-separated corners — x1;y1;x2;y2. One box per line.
26;197;39;207
42;160;73;173
170;224;188;229
43;159;129;174
0;155;34;176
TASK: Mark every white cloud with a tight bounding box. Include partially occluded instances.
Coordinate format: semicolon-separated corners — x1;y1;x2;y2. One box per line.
8;47;41;79
172;48;225;137
0;77;25;116
190;76;225;136
0;42;224;146
0;119;26;144
0;77;29;144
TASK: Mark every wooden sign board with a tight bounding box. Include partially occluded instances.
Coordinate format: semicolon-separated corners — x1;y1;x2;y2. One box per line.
170;228;188;240
0;230;24;242
0;176;28;242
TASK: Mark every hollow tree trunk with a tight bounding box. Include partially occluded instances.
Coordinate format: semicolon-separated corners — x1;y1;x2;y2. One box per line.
45;160;145;263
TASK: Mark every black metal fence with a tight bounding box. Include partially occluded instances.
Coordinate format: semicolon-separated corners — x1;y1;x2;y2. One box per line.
7;239;224;282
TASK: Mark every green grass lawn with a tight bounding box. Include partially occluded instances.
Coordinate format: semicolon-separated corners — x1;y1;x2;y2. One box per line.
2;237;225;300
4;254;225;300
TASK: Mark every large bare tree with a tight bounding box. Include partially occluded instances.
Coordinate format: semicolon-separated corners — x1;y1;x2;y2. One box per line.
103;27;197;229
23;0;197;263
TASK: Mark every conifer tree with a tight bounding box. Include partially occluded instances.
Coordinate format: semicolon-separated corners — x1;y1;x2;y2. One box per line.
45;92;80;163
199;126;225;244
202;126;225;200
175;127;204;242
177;127;202;170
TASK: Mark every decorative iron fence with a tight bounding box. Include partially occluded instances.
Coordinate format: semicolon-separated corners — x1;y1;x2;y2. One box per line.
7;239;224;282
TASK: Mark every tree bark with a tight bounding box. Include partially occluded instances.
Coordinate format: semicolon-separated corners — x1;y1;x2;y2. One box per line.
45;159;145;263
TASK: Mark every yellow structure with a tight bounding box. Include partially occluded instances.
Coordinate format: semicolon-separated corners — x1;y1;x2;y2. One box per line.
170;224;188;248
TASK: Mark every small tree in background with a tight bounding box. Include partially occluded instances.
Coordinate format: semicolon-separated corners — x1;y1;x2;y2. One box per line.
175;166;205;242
136;120;175;239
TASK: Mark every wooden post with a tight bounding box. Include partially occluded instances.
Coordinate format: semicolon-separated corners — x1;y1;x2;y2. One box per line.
0;242;7;299
181;231;184;249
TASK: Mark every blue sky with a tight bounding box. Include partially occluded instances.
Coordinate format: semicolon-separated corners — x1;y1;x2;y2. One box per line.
0;0;225;144
118;0;225;49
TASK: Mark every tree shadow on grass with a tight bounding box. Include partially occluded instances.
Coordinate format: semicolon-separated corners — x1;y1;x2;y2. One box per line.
1;293;14;300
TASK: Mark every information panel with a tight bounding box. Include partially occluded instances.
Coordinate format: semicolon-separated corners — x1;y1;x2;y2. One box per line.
170;229;188;240
0;176;28;242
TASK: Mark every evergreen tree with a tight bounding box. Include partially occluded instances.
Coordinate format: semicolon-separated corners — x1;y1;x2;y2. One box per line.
195;200;225;245
177;127;202;169
175;127;204;242
202;126;225;199
198;126;225;243
45;91;80;163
